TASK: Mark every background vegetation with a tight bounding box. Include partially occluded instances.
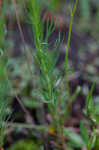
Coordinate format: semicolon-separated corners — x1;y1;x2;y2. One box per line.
0;0;99;150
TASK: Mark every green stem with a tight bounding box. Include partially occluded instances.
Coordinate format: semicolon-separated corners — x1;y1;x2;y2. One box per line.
65;0;79;95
